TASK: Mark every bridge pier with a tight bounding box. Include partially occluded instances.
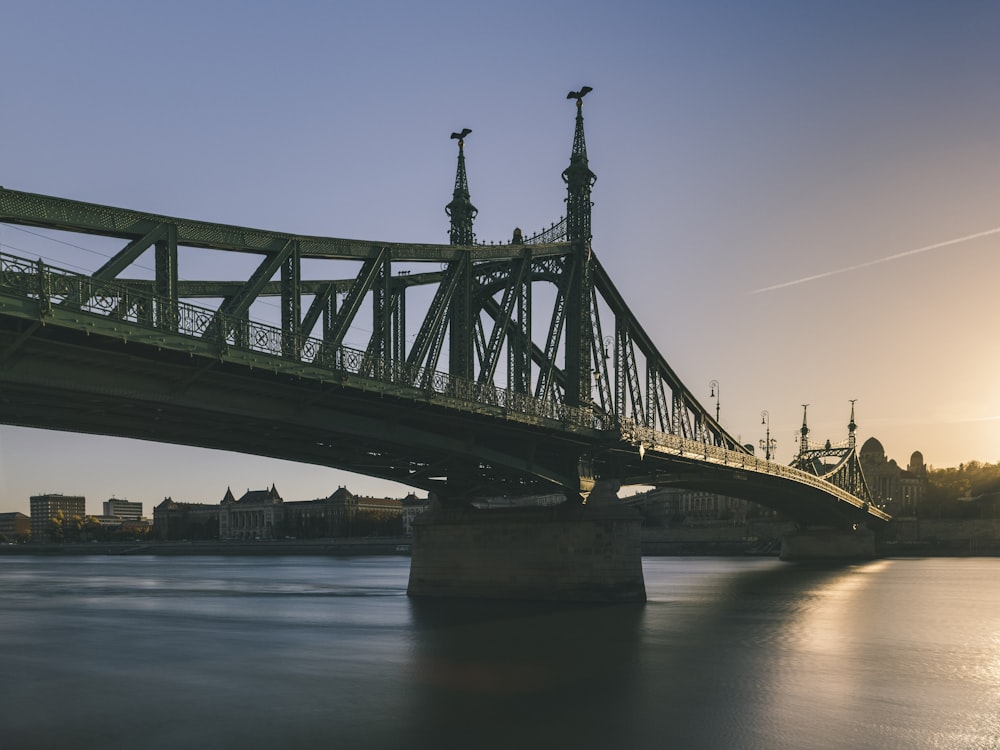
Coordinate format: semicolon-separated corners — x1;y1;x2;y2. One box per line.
779;526;876;561
407;481;646;603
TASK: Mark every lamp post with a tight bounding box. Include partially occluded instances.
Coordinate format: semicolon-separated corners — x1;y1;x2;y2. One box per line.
710;380;720;423
760;410;776;461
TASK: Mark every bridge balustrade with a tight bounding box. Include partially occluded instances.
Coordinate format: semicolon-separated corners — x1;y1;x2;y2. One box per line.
621;419;889;519
0;252;598;432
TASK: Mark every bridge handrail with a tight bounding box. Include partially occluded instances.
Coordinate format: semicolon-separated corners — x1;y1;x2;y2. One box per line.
621;419;890;519
0;252;601;430
523;217;568;245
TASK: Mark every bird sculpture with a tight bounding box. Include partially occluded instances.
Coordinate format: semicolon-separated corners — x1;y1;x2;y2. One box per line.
566;86;593;100
450;128;472;140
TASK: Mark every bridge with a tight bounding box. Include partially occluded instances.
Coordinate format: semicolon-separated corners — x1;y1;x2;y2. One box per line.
0;88;888;601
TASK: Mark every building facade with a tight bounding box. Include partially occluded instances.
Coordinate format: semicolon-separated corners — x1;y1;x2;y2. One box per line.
0;511;31;542
625;486;761;526
103;498;143;521
219;485;284;541
859;438;928;516
154;486;415;541
401;493;431;535
29;494;86;542
153;498;220;540
281;487;405;540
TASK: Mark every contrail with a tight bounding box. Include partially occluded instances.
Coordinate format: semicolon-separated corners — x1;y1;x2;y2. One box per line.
751;225;1000;294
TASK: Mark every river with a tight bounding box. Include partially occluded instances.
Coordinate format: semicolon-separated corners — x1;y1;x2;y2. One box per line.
1;555;997;749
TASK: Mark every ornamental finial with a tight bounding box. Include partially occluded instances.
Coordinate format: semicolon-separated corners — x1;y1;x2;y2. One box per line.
446;128;477;245
562;87;596;243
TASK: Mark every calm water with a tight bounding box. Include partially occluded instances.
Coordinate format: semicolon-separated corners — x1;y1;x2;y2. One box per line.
1;555;998;750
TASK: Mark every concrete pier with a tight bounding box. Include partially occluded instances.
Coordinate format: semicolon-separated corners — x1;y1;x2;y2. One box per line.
407;485;646;602
780;526;876;561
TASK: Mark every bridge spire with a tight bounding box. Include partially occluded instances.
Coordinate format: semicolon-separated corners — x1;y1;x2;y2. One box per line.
848;399;858;449
446;128;477;245
562;87;597;409
563;87;596;243
799;404;810;456
445;128;477;382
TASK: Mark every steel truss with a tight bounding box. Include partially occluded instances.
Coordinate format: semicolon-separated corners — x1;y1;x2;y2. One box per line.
0;83;889;524
0;186;742;459
791;444;873;506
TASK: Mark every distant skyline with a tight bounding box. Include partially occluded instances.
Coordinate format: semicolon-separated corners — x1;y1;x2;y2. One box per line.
2;1;999;515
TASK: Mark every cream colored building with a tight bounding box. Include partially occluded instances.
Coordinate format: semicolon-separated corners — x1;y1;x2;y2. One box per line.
858;438;928;517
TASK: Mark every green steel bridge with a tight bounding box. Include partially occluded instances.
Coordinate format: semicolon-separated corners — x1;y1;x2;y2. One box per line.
0;89;889;531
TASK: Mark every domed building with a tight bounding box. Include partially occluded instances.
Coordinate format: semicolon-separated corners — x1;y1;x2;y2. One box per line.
858;438;928;516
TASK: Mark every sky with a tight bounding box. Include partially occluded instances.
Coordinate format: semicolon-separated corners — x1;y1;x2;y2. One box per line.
2;0;999;515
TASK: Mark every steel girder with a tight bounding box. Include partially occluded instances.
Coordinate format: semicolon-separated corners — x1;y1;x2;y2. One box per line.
793;446;874;506
588;257;742;450
2;187;744;489
0;185;745;452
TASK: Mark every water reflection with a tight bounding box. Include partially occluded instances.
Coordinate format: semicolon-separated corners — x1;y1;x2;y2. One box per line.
406;598;644;749
2;555;1000;749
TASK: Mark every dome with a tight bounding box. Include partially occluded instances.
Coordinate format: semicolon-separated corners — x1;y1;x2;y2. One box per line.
859;437;885;460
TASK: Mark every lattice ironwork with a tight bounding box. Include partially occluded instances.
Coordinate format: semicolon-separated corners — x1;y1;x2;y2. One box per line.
0;88;884;519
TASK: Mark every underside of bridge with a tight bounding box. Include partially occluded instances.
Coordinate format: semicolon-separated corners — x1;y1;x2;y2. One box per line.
0;314;592;500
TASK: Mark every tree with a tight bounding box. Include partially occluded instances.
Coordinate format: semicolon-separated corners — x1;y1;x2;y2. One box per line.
64;515;85;542
925;461;1000;519
47;510;65;542
82;516;104;542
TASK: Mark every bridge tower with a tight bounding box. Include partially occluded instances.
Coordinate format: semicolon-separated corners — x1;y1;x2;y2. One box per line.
781;401;877;561
848;399;858;450
408;89;645;602
446;128;477;246
563;87;596;245
799;404;810;457
446;129;477;383
562;87;597;409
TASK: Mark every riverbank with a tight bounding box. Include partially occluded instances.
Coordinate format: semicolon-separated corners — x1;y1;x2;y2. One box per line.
641;518;1000;556
4;518;1000;557
0;537;414;556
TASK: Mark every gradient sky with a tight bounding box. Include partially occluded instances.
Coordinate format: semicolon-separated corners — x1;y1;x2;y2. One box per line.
2;1;999;515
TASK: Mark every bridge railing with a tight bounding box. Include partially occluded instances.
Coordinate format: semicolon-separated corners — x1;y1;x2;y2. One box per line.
0;252;602;430
621;419;889;518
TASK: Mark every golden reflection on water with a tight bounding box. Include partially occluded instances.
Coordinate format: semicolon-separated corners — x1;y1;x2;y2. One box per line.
765;558;1000;750
791;559;894;655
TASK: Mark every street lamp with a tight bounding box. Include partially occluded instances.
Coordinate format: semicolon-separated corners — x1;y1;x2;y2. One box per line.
709;380;720;423
760;410;776;461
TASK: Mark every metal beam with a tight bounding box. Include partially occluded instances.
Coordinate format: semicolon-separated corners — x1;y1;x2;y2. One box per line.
0;187;570;261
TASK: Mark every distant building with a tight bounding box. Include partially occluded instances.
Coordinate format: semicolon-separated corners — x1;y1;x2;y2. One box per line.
281;487;405;540
219;485;284;541
0;511;31;542
29;494;86;542
103;498;143;521
154;485;414;541
152;497;219;540
623;487;678;526
471;493;565;510
93;515;123;531
859;438;928;516
625;486;758;526
401;493;430;535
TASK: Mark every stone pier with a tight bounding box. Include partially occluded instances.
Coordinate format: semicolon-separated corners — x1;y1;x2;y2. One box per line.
407;483;646;603
780;526;876;561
